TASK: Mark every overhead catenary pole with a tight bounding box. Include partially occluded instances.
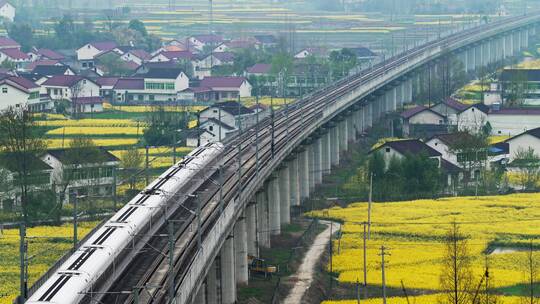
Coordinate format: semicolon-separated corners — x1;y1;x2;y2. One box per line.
168;221;176;303
72;192;78;248
380;246;389;304
145;146;150;185
367;173;373;239
173;131;177;164
363;222;368;299
19;222;27;303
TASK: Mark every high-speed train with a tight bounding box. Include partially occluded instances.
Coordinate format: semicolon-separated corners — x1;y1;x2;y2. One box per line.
26;142;224;304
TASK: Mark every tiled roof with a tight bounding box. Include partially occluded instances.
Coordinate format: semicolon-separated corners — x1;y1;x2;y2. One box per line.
46;147;119;164
400;105;443;119
31;65;72;76
201;118;235;130
113;78;144;90
0;48;30;60
143;68;184;79
246;63;272;74
442;97;468;111
0;0;13;8
441;159;462;173
158;50;194;60
0;76;39;93
0;36;19;48
209;101;254;116
42;75;85;87
36;48;65;60
0;153;52;172
500;69;540;82
429;132;477;146
95;77;119;87
507;127;540;141
128;49;151;60
460;103;490;114
90;41;118;51
349;47;377;58
27;59;60;71
200;76;247;89
373;139;442;157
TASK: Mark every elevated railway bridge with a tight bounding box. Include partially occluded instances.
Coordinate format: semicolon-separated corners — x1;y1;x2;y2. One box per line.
26;12;540;304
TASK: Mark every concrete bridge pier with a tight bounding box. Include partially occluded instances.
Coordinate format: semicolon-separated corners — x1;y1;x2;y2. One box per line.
299;147;310;200
221;236;236;304
256;190;270;248
467;47;475;73
206;260;218;304
234;217;248;285
246;202;258;257
367;102;373;128
314;136;323;184
267;175;281;236
279;165;291;225
322;128;332;174
405;79;413;104
330;123;340;166
339;118;349;153
346;113;355;143
307;142;315;193
289;155;300;207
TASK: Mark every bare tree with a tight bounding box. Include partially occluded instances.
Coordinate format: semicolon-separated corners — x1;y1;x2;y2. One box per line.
512;147;540;191
520;242;539;304
121;146;143;190
0;109;46;223
439;221;474;304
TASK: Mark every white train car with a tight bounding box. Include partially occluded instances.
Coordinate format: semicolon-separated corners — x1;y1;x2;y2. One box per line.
26;142;224;304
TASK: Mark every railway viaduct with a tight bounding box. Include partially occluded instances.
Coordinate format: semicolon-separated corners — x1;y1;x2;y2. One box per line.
26;12;540;304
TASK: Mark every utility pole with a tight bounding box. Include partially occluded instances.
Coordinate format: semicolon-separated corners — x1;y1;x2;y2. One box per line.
168;221;175;303
271;96;275;158
363;222;368;299
329;222;333;293
112;168;117;211
72;192;78;249
219;165;224;213
145;146;150;185
196;194;202;250
19;222;27;303
379;246;390;304
172;131;177;164
368;173;373;239
255;95;260;176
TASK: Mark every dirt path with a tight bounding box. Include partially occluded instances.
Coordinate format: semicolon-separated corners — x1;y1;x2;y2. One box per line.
283;220;339;304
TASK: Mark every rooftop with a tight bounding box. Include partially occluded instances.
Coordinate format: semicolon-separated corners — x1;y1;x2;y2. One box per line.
0;76;39;93
143;68;184;79
372;139;442;157
191;34;223;44
157;50;194;61
428;132;477;146
31;65;72;76
46;147;120;164
36;48;65;60
400;105;443;119
246;63;272;74
113;78;145;90
0;48;29;60
212;52;235;62
95;77;119;87
89;41;118;51
200;76;248;89
208;101;254;116
0;36;19;48
42;75;86;87
507;127;540;141
441;97;468;111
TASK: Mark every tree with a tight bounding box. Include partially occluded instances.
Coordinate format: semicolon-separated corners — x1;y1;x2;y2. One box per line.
97;53;131;76
329;48;357;80
121;146;143;190
0;109;46;223
439;221;474;304
504;70;529;107
128;19;147;37
447;131;489;185
512;147;540;191
7;23;33;52
520;241;539;304
0;59;16;70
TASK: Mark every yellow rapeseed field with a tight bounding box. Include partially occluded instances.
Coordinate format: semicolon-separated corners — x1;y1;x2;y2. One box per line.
323;294;526;304
47;138;139;149
311;194;540;295
46;127;145;136
0;222;100;304
37;119;148;128
103;103;205;113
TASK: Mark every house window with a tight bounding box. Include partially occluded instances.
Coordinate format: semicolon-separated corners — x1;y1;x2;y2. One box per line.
209;126;214;131
439;120;443;124
149;95;155;101
138;95;143;101
385;147;391;153
2;87;7;93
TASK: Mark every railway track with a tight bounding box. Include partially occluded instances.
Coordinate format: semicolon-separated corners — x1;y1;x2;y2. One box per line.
96;13;540;304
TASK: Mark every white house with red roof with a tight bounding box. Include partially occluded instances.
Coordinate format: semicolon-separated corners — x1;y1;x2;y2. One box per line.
34;48;65;61
121;49;151;65
187;34;224;52
193;52;235;79
0;48;31;69
0;36;19;50
199;76;252;101
41;75;100;101
69;97;104;114
150;50;193;63
0;1;15;22
246;63;272;76
400;105;446;137
76;41;118;67
0;76;41;110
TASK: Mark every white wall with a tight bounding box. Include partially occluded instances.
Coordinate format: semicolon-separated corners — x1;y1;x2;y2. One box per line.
239;81;252;98
507;134;540;160
426;139;459;165
121;53;143;65
488;114;540;136
45;80;100;100
0;3;15;22
457;108;488;133
77;44;101;61
409;111;444;125
0;83;29;109
200;108;236;128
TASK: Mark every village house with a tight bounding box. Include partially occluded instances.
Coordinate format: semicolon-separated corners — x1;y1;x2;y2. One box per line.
294;48;327;59
121;49;151;66
178;87;214;103
96;77;119;101
430;97;468;124
253;35;278;50
199;100;255;132
505;127;540;160
0;154;52;211
401;105;447;137
69;97;104;114
34;48;66;61
487;107;540;136
113;68;189;103
198;76;252;101
41;75;100;101
199;117;236;142
0;76;41;110
76;41;118;68
41;148;120;200
0;36;19;50
193;52;235;79
186;34;224;52
498;69;540;105
0;0;15;22
349;47;378;62
456;103;490;133
31;65;76;77
184;128;216;147
0;48;31;69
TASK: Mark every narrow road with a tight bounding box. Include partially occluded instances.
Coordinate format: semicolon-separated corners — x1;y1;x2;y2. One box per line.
283;220;340;304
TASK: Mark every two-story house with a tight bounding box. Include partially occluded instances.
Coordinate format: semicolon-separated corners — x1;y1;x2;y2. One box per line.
76;41;118;68
0;76;42;110
0;1;15;22
41;148;120;199
121;49;151;66
41;75;100;101
186;34;224;52
199;100;255;134
0;48;31;69
113;68;189;103
198;76;252;101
